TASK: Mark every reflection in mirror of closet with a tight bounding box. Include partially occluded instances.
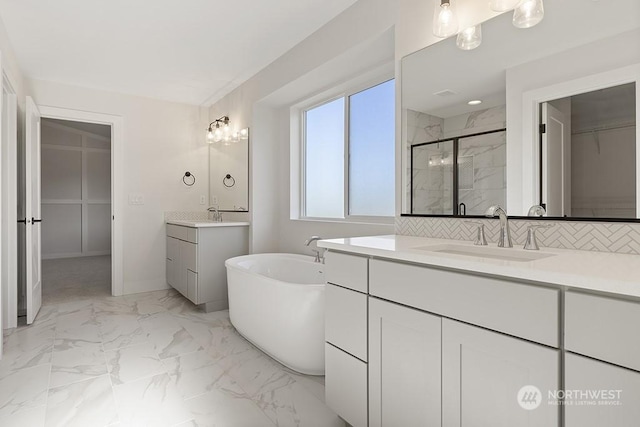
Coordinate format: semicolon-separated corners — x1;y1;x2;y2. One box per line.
541;83;636;219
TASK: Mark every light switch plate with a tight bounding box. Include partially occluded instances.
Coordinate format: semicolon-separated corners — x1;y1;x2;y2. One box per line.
199;195;206;205
128;194;145;205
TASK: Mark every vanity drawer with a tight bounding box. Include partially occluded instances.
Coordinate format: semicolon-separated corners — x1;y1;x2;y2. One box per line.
325;343;368;427
166;224;198;243
326;284;367;361
369;259;559;347
325;251;368;293
565;291;640;371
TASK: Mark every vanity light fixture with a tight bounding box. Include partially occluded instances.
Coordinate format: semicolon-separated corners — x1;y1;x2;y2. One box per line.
206;116;230;144
206;116;249;144
512;0;544;28
433;0;459;38
456;24;482;50
435;0;545;51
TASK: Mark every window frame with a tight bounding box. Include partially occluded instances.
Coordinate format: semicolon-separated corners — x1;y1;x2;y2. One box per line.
299;74;395;223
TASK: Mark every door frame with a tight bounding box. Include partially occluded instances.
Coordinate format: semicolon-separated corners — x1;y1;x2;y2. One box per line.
37;105;124;296
520;64;640;215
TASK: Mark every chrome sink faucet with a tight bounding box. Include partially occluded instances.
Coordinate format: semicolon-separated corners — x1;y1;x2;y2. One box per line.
485;205;513;248
305;236;324;263
207;205;223;222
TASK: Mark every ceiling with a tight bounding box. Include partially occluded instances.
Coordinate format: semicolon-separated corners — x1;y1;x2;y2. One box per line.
402;0;640;119
0;0;358;105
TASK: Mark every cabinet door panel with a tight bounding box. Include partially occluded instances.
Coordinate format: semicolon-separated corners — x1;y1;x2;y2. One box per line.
167;237;185;294
565;353;640;427
325;343;368;427
369;298;442;427
182;241;198;273
442;319;559;427
187;270;198;304
325;284;368;361
325;251;368;293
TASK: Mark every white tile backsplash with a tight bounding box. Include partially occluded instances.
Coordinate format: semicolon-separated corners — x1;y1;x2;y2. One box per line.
395;216;640;255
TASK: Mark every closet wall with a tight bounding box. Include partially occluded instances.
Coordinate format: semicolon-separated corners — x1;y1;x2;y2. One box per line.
41;119;111;259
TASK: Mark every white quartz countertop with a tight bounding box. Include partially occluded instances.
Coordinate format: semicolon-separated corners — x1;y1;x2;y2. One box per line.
317;235;640;298
166;220;250;228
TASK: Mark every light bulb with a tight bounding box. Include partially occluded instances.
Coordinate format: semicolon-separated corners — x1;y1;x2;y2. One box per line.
231;132;239;143
239;128;249;139
206;127;215;143
489;0;520;12
432;0;459;38
213;126;223;142
456;24;482;50
513;0;544;28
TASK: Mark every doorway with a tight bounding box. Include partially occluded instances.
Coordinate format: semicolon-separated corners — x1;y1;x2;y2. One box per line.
39;118;112;304
17;103;124;325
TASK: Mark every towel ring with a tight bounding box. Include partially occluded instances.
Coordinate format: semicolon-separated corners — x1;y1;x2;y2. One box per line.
183;171;196;186
223;174;235;188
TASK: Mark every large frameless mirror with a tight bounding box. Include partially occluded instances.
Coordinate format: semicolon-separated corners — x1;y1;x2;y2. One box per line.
209;130;249;212
401;0;640;219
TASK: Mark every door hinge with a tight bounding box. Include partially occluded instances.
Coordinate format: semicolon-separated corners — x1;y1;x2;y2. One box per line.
539;124;547;134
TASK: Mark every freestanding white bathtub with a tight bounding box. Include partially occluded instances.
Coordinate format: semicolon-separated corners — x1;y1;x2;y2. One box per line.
225;253;326;375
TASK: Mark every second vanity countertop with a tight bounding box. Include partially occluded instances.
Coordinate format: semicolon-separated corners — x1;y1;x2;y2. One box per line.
167;220;250;228
317;235;640;298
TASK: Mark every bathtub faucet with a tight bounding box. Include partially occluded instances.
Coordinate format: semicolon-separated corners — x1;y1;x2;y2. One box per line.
304;236;325;263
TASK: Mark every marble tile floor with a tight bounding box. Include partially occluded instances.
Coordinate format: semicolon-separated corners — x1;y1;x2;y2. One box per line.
0;288;344;427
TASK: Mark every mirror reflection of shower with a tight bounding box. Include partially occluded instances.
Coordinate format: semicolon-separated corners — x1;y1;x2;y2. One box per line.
541;83;636;219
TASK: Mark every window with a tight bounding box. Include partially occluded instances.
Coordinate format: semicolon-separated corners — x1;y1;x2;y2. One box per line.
303;79;395;219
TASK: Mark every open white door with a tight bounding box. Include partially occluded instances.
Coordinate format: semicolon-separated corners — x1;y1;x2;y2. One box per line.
541;102;569;216
25;97;42;324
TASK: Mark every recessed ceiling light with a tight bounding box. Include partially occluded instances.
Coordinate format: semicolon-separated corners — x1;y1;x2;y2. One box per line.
468;100;482;105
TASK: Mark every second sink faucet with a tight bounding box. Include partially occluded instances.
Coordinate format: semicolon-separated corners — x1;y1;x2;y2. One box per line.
207;205;223;222
485;205;513;248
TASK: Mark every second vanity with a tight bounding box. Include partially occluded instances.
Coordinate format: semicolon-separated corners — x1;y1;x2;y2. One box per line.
318;235;640;427
165;220;249;311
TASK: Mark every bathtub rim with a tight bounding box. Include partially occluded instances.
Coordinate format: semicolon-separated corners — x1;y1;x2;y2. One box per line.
225;252;326;289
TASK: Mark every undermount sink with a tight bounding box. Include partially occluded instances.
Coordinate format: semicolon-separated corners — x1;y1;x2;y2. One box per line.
414;244;556;262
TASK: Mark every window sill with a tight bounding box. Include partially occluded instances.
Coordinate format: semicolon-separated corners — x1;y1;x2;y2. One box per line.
291;217;395;226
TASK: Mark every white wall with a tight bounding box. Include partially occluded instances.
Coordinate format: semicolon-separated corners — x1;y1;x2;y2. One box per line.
29;79;209;294
41;120;112;259
206;0;501;254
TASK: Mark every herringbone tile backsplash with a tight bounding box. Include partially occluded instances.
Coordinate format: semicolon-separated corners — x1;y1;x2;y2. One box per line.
395;217;640;255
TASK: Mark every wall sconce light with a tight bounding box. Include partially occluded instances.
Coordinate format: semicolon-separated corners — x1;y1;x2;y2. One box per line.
206;116;249;144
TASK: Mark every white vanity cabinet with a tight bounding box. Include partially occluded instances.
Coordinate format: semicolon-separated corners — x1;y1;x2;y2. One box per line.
166;222;249;310
325;250;560;427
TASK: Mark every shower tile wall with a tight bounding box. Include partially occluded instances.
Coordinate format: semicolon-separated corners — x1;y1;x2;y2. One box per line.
405;109;444;211
406;106;506;215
